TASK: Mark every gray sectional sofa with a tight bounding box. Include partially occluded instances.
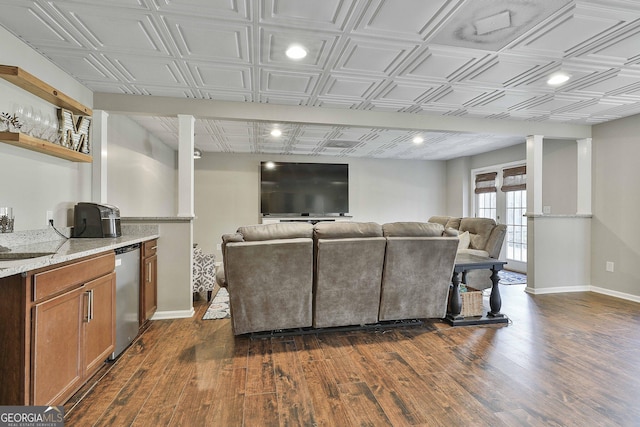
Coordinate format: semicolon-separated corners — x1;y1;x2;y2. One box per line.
216;221;458;335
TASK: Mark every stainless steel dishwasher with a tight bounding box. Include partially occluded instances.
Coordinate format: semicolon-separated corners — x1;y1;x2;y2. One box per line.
111;243;141;359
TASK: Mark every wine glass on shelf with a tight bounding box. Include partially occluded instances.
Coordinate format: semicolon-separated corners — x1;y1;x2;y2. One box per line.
41;113;52;141
13;104;25;133
21;105;34;136
47;114;59;143
31;109;43;138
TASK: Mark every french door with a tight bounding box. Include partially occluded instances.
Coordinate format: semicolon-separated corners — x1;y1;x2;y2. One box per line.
474;164;527;273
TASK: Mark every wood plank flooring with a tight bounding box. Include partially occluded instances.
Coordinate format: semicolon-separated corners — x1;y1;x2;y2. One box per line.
64;285;640;426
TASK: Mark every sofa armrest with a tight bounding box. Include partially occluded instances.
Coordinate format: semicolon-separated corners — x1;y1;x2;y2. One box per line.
485;224;507;259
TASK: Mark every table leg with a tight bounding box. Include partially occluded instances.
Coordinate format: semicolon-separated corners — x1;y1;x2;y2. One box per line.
448;271;463;320
488;267;504;318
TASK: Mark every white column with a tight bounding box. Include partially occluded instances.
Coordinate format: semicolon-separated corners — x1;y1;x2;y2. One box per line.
91;110;109;203
576;138;592;215
177;114;195;217
526;135;544;215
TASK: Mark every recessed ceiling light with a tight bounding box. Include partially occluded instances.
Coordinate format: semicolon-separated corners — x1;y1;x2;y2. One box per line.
547;72;571;86
193;148;202;159
412;136;424;144
270;128;282;137
286;44;307;60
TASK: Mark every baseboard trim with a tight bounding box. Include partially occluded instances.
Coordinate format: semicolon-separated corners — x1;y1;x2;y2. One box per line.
524;285;640;303
151;308;195;320
590;286;640;303
524;285;590;295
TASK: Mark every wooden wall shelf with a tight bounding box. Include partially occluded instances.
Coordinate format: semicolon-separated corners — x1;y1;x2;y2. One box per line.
0;65;92;116
0;64;93;162
0;131;92;163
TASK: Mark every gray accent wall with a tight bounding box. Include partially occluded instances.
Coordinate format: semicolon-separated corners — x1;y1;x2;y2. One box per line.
592;115;640;297
194;153;447;258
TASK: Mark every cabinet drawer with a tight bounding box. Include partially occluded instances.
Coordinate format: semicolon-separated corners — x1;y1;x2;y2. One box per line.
33;252;115;302
142;239;157;258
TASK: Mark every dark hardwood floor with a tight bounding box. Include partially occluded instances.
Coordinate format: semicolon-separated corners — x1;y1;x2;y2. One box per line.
64;285;640;426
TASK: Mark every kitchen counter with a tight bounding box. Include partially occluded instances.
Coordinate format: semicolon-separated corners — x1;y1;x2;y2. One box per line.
0;233;159;278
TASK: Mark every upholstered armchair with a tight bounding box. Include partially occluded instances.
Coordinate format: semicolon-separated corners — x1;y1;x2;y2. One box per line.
428;216;507;290
193;246;216;301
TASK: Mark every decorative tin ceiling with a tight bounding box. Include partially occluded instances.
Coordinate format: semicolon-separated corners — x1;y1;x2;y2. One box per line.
1;0;640;159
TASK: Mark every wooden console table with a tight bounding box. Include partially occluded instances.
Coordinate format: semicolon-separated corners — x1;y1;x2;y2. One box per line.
446;253;509;326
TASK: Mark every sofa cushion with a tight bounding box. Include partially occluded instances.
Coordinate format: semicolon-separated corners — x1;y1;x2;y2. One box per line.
427;216;450;228
459;217;496;250
313;221;382;239
458;248;490;258
382;222;443;237
444;228;459;237
444;217;461;230
457;230;471;250
237;222;314;241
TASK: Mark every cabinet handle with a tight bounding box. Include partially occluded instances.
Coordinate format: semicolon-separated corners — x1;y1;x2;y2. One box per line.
84;290;91;323
147;263;152;282
150;246;157;250
87;289;94;322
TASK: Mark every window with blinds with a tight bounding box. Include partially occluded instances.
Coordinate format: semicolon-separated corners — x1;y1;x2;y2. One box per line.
475;172;497;220
502;165;527;263
501;166;526;192
474;172;497;194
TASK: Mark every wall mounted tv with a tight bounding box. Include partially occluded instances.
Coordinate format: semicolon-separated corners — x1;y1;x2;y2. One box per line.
260;161;349;216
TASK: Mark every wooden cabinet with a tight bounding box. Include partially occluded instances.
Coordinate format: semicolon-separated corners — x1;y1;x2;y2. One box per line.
0;64;92;162
141;239;158;325
0;251;115;405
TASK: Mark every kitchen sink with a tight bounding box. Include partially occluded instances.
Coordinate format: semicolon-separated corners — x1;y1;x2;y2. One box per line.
0;252;56;260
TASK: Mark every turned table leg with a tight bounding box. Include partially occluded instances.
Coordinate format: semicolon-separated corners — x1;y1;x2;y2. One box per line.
487;267;504;318
449;270;463;319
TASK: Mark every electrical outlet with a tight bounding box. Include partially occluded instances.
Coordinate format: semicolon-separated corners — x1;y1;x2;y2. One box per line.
46;210;53;225
606;261;614;272
543;206;551;214
216;243;222;251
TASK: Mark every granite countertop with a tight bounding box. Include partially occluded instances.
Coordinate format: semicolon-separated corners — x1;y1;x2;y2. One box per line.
0;233;159;278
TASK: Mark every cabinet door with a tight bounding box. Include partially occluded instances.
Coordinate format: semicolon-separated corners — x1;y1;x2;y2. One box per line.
84;272;116;376
32;289;83;405
142;254;157;322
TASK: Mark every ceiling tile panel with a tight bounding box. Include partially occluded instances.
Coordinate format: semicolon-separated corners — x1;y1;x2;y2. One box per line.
260;28;338;69
53;4;169;54
189;63;250;90
512;5;624;57
261;0;354;31
320;75;382;99
154;0;250;20
401;48;481;81
335;39;414;75
0;2;86;48
261;70;318;93
165;17;250;62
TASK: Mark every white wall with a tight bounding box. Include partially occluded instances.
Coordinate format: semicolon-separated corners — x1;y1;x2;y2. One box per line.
542;139;577;215
591;114;640;298
445;143;526;219
0;26;93;230
107;114;177;217
194;153;447;256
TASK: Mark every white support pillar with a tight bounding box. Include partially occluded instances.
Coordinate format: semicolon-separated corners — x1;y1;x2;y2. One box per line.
91;110;109;203
177;114;195;217
526;135;544;215
576;138;592;216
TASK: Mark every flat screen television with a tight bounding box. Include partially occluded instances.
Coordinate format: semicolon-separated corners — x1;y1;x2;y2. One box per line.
260;161;349;216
